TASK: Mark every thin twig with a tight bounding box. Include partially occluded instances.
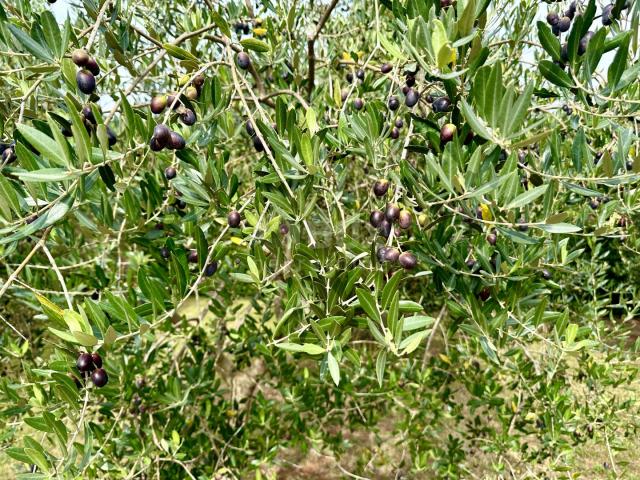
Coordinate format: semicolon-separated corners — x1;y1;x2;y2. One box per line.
306;0;339;100
41;243;73;310
0;227;52;300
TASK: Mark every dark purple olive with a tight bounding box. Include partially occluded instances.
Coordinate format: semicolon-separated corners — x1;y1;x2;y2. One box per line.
398;252;417;269
602;4;613;25
280;223;289;235
376;246;389;263
91;291;99;300
246;121;256;136
547;12;559;25
560;43;569;62
236;52;251;70
164;166;177;180
150;137;163;151
72;49;90;67
440;123;457;145
541;269;552;280
166;94;179;110
160;246;170;259
180;108;197;126
252;135;265;152
398;210;412;229
370;210;384;227
153;124;171;147
378;219;392;238
388;96;400;111
346;72;354;83
385;203;400;222
68;373;83;389
150;95;167;114
168;132;186;150
81;105;95;124
188;250;198;263
107;127;117;147
353;98;364;110
578;31;594;55
76;353;94;372
390;127;400;139
86;57;100;76
479;287;491;301
405;75;416;87
91;353;102;369
91;368;108;387
380;63;392;74
405;89;420;108
487;233;497;245
228;210;241;227
558;16;571;32
432;96;451;112
589;198;600;209
76;70;96;94
464;131;474;145
384;248;400;262
466;259;476;269
402;85;410;95
395;118;404;129
373;179;389;197
518;218;529;231
356;69;365;80
205;262;218;276
2;147;16;164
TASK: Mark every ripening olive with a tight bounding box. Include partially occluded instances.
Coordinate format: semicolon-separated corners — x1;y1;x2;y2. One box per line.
398;252;417;269
76;70;96;94
91;368;108;388
168;131;186;150
405;89;420;108
72;49;90;67
228;210;242;227
236;52;251;70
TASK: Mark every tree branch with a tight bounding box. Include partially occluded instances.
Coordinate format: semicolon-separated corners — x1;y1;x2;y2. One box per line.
306;0;339;100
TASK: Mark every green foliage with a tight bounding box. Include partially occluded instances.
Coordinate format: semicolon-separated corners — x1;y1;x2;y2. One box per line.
1;0;640;478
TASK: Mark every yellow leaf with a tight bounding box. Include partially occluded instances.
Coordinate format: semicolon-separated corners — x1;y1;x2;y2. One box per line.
437;44;456;70
479;204;492;221
253;27;267;37
439;353;451;365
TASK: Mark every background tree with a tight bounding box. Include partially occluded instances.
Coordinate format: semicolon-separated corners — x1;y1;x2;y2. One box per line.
1;0;639;478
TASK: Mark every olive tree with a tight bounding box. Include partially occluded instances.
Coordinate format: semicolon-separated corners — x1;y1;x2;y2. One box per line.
1;0;639;477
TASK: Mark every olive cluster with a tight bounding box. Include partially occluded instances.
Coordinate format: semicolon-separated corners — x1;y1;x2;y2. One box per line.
368;180;417;270
149;123;186;151
72;49;100;95
75;351;108;388
547;1;631;65
233;17;265;37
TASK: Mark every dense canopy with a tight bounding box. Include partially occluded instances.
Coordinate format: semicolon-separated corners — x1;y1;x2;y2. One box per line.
1;0;640;477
